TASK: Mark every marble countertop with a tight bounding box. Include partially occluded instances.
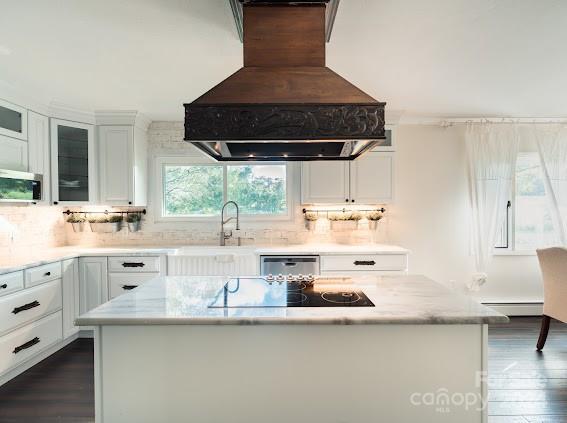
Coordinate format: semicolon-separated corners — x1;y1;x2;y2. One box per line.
0;246;177;275
255;243;409;255
0;243;409;275
76;275;508;326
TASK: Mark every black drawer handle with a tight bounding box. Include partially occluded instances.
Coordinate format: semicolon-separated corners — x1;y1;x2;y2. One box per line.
13;337;40;354
12;300;40;314
122;285;138;290
44;271;51;277
0;284;7;289
122;262;145;268
354;260;376;266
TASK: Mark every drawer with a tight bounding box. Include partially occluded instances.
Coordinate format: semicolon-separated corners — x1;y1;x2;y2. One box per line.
25;262;62;288
108;256;161;273
108;273;158;299
321;254;408;272
0;311;63;375
0;271;24;298
0;279;62;336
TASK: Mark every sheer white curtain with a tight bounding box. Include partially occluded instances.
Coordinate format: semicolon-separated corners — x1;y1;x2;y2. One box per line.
466;123;519;288
536;124;567;245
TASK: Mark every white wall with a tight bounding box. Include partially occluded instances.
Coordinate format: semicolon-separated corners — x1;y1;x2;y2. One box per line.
63;121;544;303
389;125;543;303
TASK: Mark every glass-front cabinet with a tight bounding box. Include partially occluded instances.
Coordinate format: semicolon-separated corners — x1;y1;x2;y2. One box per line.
0;99;27;140
50;118;96;204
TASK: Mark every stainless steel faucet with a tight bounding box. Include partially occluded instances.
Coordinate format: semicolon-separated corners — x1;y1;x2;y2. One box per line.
220;201;241;246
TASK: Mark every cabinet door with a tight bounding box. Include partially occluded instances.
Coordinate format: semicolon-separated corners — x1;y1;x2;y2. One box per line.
79;257;108;315
62;258;80;338
27;111;50;203
301;161;350;204
349;152;394;204
99;126;133;205
0;135;28;171
0;99;27;140
50;119;96;205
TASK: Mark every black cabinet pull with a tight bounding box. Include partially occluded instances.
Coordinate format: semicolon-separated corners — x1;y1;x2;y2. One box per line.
44;271;51;277
122;262;145;268
345;199;349;202
0;284;7;289
13;337;40;354
351;199;355;203
354;260;376;266
12;300;40;314
122;285;138;290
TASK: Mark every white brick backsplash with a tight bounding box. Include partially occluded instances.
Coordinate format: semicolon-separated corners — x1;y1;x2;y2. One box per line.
0;121;389;252
0;206;66;256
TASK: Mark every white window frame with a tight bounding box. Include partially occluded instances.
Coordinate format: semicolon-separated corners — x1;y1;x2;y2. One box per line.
494;151;551;256
154;156;294;222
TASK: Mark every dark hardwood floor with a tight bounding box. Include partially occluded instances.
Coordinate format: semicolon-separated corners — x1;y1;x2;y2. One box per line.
489;317;567;423
0;318;565;422
0;338;94;423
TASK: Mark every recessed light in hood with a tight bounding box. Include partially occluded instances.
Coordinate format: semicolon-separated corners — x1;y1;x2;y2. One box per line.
184;0;386;161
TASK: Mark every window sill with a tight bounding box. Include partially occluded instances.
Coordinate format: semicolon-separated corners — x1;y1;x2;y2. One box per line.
493;250;537;256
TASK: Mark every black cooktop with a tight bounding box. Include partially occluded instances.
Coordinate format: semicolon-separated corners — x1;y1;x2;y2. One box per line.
208;277;375;308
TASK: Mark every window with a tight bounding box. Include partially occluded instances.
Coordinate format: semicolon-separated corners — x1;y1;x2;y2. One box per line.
497;151;558;252
157;158;289;219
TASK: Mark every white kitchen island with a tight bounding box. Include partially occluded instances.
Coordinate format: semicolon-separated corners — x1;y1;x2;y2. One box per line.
77;275;507;423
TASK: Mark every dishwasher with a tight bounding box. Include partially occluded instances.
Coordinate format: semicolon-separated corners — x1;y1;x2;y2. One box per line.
260;256;320;276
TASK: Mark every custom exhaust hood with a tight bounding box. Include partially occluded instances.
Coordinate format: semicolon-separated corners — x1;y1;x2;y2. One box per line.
184;0;386;161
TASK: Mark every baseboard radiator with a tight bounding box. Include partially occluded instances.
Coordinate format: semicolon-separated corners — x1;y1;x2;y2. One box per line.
483;302;543;317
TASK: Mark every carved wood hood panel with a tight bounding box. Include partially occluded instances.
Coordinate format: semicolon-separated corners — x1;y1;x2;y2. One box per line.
184;1;386;161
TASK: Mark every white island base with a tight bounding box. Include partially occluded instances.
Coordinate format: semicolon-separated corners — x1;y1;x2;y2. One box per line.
94;324;488;423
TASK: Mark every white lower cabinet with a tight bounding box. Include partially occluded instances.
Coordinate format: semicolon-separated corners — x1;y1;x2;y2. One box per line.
0;311;62;375
0;279;62;337
320;253;408;276
79;257;108;314
0;271;24;298
108;273;157;299
62;258;80;339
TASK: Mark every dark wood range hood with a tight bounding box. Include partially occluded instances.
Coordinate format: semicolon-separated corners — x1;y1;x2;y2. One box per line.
184;0;386;161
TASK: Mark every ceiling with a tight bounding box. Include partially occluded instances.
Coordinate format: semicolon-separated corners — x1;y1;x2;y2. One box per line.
0;0;566;121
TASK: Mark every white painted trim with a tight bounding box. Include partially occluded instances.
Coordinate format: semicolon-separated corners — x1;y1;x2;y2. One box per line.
0;81;51;116
94;110;151;131
399;114;567;125
49;102;96;125
153;156;295;223
483;302;543;316
0;333;79;387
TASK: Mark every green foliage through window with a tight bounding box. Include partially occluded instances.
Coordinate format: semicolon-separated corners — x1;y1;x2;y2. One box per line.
163;164;287;217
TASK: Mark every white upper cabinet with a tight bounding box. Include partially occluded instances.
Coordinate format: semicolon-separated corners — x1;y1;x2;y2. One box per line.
98;123;148;206
372;125;396;152
301;161;350;204
301;125;396;205
0;99;27;140
349;152;394;204
301;153;395;205
27;111;50;203
50;118;96;205
0;135;28;171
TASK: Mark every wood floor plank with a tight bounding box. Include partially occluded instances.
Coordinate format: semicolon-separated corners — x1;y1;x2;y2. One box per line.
0;317;565;421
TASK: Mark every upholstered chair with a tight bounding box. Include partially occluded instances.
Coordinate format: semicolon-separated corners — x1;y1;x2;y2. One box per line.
536;247;567;351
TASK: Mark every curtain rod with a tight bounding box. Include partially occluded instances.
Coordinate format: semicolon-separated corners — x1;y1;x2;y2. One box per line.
439;118;567;127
